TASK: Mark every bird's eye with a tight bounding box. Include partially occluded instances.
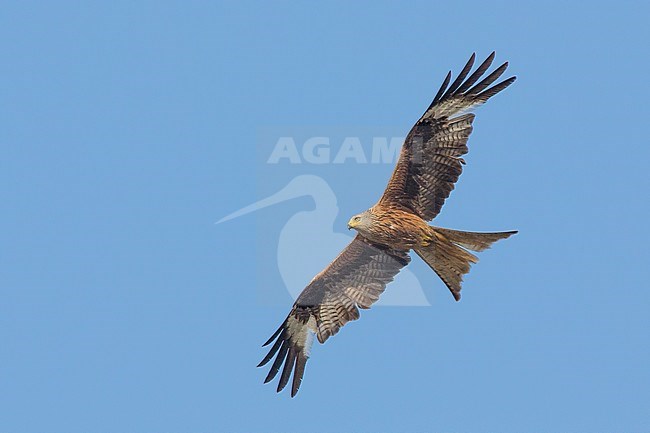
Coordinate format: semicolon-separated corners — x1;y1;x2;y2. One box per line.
354;216;361;222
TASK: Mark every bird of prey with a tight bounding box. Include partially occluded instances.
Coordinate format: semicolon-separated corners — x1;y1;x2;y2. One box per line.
258;52;517;397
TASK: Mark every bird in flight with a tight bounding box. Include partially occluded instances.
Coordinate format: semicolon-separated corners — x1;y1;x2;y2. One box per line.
258;52;517;397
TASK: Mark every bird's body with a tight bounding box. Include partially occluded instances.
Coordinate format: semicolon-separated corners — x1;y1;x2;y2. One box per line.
258;52;518;397
352;206;432;250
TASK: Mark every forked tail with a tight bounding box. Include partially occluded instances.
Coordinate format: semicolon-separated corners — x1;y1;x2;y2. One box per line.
415;228;517;301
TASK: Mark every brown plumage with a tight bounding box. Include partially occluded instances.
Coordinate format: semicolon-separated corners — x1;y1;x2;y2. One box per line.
259;52;518;397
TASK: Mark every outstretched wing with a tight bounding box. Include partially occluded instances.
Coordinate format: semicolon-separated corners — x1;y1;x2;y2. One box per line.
380;52;516;221
258;235;410;397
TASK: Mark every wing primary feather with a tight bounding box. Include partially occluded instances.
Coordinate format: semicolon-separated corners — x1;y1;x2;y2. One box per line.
467;61;509;96
277;346;297;393
262;322;284;347
441;53;476;100
291;352;308;398
257;329;286;367
264;340;288;384
430;70;452;108
475;76;517;102
455;51;496;94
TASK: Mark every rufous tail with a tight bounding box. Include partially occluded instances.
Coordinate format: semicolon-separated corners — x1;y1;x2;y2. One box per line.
415;228;517;301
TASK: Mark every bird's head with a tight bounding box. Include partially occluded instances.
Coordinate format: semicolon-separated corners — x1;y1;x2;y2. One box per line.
347;211;372;233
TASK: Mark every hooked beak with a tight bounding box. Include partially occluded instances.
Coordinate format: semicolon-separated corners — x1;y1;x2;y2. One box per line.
347;219;357;230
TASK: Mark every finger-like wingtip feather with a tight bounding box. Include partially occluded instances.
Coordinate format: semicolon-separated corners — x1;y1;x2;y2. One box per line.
455;51;496;94
291;352;308;398
475;76;517;102
262;322;284;347
264;340;288;384
441;53;476;100
277;347;297;393
467;61;509;96
257;329;286;367
430;70;452;108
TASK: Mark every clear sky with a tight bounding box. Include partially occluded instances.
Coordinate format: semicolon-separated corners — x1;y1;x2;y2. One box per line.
1;1;649;432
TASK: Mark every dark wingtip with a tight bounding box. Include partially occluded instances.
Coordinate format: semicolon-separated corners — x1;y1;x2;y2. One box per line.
262;321;285;346
482;51;496;68
467;61;510;96
290;352;307;397
474;76;517;102
440;53;477;101
263;341;289;384
430;70;452;108
451;51;499;96
258;329;286;367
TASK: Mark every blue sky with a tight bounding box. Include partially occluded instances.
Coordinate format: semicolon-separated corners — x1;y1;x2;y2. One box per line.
1;1;649;432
